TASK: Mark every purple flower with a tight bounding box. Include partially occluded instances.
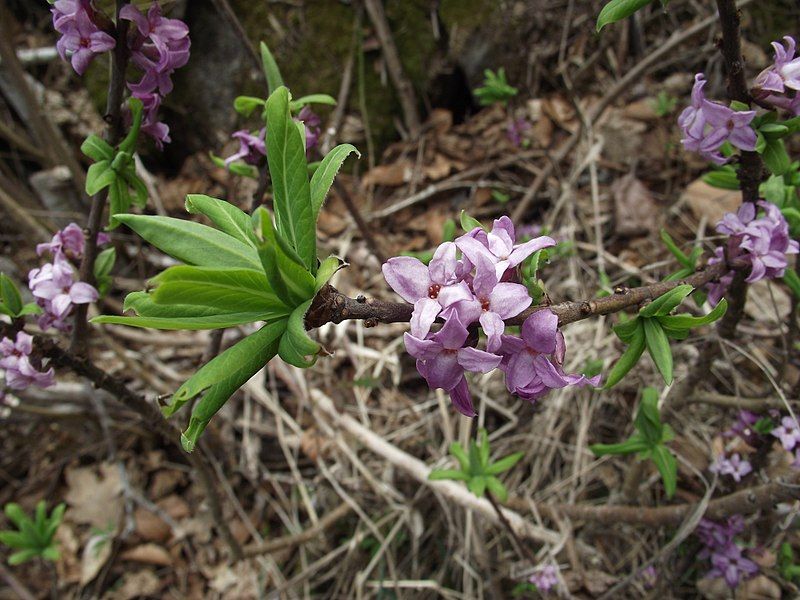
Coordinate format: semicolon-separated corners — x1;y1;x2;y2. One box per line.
37;223;85;258
754;36;800;95
448;254;532;352
382;242;473;338
726;410;761;446
28;255;98;325
404;314;501;416
678;73;756;165
0;332;55;390
771;416;800;451
707;200;799;305
697;517;745;556
53;3;116;75
296;107;322;153
708;545;759;589
506;117;531;147
639;565;657;590
528;563;559;593
500;309;600;401
225;129;266;167
122;2;190;96
456;216;555;280
709;453;752;482
131;91;171;149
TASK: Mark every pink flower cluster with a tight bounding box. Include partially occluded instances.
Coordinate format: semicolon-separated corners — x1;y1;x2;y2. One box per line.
754;36;800;115
382;217;600;416
0;332;54;390
28;224;101;332
709;452;752;482
678;73;756;165
51;1;190;148
707;200;799;306
528;563;559;593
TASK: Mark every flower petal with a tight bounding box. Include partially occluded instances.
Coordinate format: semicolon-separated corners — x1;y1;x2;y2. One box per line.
449;376;477;417
521;309;558;354
382;257;431;302
457;346;501;373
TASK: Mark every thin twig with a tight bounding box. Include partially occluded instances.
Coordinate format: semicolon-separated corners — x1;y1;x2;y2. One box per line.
486;492;538;567
70;0;132;356
208;0;261;71
334;181;387;263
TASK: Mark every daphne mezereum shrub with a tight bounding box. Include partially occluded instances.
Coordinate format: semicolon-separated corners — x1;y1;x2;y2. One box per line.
2;0;800;592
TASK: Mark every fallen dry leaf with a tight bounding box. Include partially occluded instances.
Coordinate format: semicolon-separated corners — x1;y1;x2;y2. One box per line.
134;507;171;543
362;161;413;187
102;570;162;600
81;532;113;585
735;575;781;600
157;494;191;520
120;543;172;566
64;462;123;531
681;178;741;225
611;174;660;237
148;469;185;499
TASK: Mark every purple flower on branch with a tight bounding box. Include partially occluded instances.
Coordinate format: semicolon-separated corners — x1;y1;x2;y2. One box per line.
708;545;759;589
296;106;322;153
754;36;800;95
404;314;501;416
678;73;756;165
500;309;600;401
528;563;559;593
0;332;55;390
506;117;531;147
28;255;98;331
53;3;115;76
225;129;266;167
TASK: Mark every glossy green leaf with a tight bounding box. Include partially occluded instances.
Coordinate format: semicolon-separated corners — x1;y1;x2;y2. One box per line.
467;476;487;497
290;94;337;111
8;549;39;565
260;41;284;95
310;144;360;220
763;138;791;175
17;303;42;317
650;444;677;498
604;323;646;388
118;97;143;154
315;255;345;292
702;167;740;190
428;469;469;481
460;210;483;232
278;300;320;368
613;315;641;343
265;86;316;271
485;452;524;475
168;318;287;419
783;268;800;299
643;318;673;384
80;134;114;162
760;122;789;139
656;298;728;329
114;214;261;270
151;266;284;313
596;0;653;31
93;247;116;280
185;194;258;247
86;160;116;195
634;388;663;445
590;434;649;456
660;229;692;268
233;95;265;117
638;285;693;317
0;274;23;316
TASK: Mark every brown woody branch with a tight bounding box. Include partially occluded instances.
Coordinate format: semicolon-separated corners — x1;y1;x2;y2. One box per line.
305;262;728;329
71;0;132;356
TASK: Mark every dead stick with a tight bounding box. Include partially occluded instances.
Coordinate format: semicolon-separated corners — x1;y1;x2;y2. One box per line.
334;181;387;264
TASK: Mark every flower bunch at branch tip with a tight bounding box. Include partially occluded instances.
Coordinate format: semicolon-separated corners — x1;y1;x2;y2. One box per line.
383;217;600;417
753;36;800;115
0;332;54;390
706;200;799;305
51;1;191;149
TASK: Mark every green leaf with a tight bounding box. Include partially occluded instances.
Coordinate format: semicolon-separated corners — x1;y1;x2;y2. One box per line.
596;0;654;31
17;303;42;316
590;435;650;456
151;266;285;314
477;430;490;469
485;452;524;475
118;97;143;154
485;476;508;502
265;87;316;272
8;549;39;565
467;476;487;497
185;194;258;247
93;247;116;280
0;531;28;549
660;230;692;268
210;153;259;178
260;42;284;95
310;144;360;220
449;442;470;471
643;318;673;384
86;160;116;195
169;318;286;420
233;95;265;117
656;298;728;329
428;469;469;481
114;214;261;270
763;138;791;175
0;274;23;316
639;285;693;317
613;315;641;343
634;388;663;445
604;323;646;388
460;210;484;232
650;444;677;498
759;122;789;139
80;134;114;162
278;300;320;368
315;255;345;292
290;94;337;111
702;167;740;190
93;290;280;330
